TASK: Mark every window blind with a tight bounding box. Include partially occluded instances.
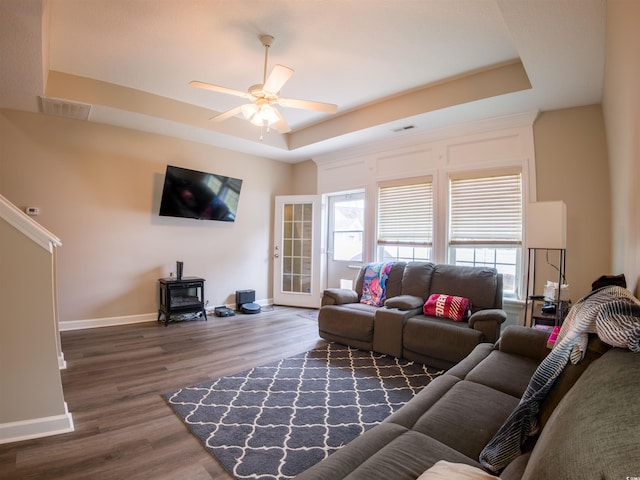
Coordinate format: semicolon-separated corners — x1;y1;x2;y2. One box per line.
378;180;433;246
449;173;522;245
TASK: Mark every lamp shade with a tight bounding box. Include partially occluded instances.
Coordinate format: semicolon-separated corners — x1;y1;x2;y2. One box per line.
241;103;279;127
526;201;566;249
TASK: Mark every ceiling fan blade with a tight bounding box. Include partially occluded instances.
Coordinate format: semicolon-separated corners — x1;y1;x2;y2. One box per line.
190;80;251;99
263;65;294;94
278;97;338;113
209;105;246;122
272;108;291;134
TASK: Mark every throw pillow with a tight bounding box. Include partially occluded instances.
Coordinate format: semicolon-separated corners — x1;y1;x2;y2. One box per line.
423;293;471;321
417;460;499;480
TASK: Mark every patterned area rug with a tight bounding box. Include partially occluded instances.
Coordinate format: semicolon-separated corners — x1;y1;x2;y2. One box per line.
164;343;443;480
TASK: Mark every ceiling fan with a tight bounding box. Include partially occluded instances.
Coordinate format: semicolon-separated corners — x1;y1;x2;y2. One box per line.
190;34;338;136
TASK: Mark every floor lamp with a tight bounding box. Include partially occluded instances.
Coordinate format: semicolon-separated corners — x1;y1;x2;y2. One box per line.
525;201;567;326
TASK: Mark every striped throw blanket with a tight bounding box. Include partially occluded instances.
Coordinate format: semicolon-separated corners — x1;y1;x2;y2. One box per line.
479;285;640;473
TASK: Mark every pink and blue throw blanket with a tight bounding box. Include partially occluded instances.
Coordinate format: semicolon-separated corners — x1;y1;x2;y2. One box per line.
360;262;395;307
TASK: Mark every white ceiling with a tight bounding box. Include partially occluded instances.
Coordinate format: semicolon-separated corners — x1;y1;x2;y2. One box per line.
0;0;606;163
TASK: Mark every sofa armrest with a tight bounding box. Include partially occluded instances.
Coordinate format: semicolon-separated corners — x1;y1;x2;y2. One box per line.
468;308;507;343
468;308;507;327
384;294;424;310
321;288;359;306
373;307;421;357
496;325;551;361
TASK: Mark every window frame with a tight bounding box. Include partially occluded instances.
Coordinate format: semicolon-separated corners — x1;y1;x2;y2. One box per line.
375;176;434;263
446;168;524;298
373;167;526;297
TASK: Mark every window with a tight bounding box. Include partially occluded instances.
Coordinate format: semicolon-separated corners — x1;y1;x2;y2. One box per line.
330;195;365;261
376;178;433;262
448;171;523;295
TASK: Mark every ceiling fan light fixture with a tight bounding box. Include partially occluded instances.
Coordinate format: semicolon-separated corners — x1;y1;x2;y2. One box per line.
242;103;279;127
191;33;336;137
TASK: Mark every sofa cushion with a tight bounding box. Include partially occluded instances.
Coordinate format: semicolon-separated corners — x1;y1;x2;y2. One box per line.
385;375;462;428
446;343;496;380
410;381;520;460
318;304;377;343
401;262;436;299
294;423;482;480
499;452;530;480
404;316;483;366
464;350;541;399
522;348;640;480
418;460;499;480
423;294;472;321
430;265;498;313
495;326;550;361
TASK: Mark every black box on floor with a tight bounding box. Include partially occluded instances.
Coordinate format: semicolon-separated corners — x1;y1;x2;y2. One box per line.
214;306;235;317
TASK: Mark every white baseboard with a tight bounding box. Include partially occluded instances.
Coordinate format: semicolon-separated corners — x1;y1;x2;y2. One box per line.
60;312;157;331
0;402;74;445
58;352;67;370
60;298;273;331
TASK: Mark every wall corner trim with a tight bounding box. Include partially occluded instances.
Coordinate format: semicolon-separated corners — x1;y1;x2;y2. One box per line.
0;403;74;445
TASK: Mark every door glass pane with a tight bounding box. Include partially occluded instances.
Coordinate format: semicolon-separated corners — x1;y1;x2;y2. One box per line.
333;232;363;261
332;197;364;261
282;202;313;293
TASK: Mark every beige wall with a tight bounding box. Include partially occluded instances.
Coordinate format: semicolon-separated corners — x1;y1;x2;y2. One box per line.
0;109;294;323
533;105;611;300
602;0;640;295
291;159;318;195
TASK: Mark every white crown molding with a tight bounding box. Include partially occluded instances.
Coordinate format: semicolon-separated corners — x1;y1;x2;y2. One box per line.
314;110;539;166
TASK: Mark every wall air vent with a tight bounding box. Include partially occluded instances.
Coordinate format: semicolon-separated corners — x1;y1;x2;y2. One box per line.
39;96;92;121
392;125;415;133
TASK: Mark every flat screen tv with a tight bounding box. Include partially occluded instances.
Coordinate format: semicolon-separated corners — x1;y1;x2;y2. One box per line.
159;165;242;222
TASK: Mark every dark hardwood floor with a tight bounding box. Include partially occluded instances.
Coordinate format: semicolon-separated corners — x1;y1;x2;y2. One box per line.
0;306;324;480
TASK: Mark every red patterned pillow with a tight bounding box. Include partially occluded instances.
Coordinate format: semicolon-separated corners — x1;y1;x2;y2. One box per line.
423;294;472;321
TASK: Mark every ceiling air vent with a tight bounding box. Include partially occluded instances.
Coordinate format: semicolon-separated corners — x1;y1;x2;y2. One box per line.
39;96;92;120
392;125;415;133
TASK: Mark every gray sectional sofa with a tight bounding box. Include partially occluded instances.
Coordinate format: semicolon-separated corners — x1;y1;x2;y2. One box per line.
296;326;640;479
319;261;507;369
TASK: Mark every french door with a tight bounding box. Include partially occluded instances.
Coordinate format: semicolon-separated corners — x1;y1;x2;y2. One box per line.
272;195;323;308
